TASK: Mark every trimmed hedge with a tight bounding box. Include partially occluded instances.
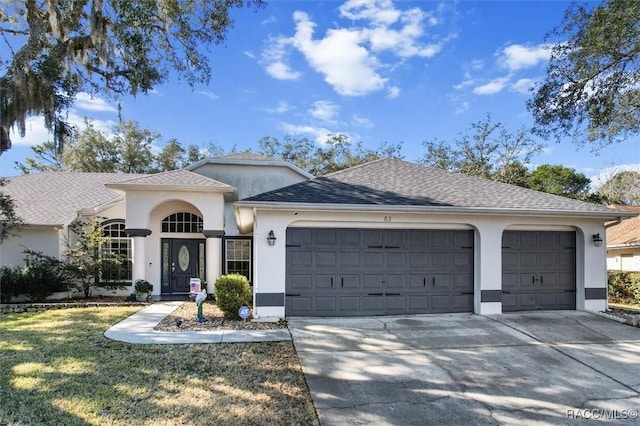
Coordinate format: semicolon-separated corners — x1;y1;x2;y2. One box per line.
608;271;640;306
214;274;252;320
0;251;69;302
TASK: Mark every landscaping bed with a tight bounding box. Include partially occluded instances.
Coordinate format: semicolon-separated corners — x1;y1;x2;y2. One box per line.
155;300;287;331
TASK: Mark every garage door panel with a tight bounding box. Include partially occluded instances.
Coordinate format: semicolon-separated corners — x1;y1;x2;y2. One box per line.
339;296;360;311
341;275;360;289
338;229;361;246
502;273;518;289
539;253;556;267
431;231;451;246
364;252;384;267
316;252;337;267
363;296;383;312
290;252;312;268
289;275;312;290
409;253;428;268
315;229;337;245
387;275;406;289
503;252;517;267
519;253;538;267
286;228;474;316
339;252;361;267
316;275;334;290
363;274;383;289
432;252;452;268
386;252;407;267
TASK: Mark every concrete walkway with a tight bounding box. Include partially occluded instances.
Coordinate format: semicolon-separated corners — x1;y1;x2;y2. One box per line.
104;301;291;344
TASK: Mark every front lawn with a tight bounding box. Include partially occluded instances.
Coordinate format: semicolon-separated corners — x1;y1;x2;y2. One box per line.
0;307;318;425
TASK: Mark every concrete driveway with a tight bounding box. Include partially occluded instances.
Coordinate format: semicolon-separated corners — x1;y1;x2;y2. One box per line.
288;312;640;425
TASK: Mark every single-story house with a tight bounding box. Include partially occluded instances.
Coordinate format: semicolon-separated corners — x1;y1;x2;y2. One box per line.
1;154;635;318
606;206;640;272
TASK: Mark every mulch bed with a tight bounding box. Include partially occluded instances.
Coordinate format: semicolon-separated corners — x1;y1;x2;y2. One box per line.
154;300;287;332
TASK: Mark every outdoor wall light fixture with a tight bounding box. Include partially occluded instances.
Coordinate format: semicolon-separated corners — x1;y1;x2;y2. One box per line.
592;233;603;247
267;230;277;246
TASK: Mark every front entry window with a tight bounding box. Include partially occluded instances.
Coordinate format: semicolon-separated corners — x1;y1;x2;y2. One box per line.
224;238;252;284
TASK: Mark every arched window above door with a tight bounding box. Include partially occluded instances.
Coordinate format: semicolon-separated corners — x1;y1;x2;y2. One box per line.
161;212;203;233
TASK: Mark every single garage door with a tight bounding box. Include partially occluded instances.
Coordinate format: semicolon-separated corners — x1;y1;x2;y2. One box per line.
286;228;474;316
502;231;576;311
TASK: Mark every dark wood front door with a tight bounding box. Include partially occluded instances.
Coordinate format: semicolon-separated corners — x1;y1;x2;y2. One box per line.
162;239;204;294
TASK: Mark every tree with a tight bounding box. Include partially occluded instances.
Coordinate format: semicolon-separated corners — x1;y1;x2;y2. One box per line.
597;171;640;205
527;164;592;200
113;120;157;173
0;0;266;154
528;0;640;149
62;119;119;172
258;134;404;176
421;114;544;185
155;138;186;172
65;217;125;298
14;141;64;174
0;179;22;241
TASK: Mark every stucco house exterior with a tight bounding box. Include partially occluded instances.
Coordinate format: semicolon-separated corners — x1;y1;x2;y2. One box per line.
1;154;634;318
606;206;640;272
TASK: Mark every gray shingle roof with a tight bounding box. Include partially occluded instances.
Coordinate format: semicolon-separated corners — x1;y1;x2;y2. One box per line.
2;172;140;226
241;158;624;216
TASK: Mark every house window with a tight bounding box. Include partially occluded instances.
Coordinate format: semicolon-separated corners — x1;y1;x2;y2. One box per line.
161;212;203;233
224;238;252;284
101;220;132;282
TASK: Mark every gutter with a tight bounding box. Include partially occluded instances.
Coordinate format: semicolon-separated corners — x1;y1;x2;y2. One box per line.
234;201;637;220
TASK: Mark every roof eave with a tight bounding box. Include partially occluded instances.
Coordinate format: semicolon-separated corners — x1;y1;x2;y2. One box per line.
105;183;236;193
234;201;634;220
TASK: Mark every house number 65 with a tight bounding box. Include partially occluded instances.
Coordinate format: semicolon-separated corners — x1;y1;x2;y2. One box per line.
384;216;392;222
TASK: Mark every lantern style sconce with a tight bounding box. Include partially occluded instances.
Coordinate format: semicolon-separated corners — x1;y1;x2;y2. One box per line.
267;230;277;246
592;233;603;247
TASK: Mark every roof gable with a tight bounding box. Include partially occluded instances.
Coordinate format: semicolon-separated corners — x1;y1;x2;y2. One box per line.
241;158;626;216
108;169;234;191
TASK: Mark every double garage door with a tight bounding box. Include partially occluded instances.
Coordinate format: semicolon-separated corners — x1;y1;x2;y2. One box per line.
285;228;577;317
286;228;474;316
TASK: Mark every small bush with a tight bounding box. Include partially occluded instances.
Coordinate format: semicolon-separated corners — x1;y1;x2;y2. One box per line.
0;265;23;303
608;271;640;306
214;274;252;320
134;279;153;294
20;250;69;301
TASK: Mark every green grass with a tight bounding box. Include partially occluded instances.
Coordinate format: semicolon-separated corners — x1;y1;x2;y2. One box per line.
0;307;318;425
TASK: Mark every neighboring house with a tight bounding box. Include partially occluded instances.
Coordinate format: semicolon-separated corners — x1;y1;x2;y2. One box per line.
1;156;634;318
606;206;640;272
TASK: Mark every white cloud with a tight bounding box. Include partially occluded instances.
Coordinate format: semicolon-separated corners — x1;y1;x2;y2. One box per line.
9;113;116;147
266;101;293;114
262;36;301;80
280;122;334;144
261;1;450;97
74;92;118;112
473;76;510;95
386;86;400;99
498;44;551;71
351;114;374;128
511;78;535;94
197;91;219;100
308;100;341;123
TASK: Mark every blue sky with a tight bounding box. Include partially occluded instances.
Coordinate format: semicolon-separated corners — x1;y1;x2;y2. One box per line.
1;0;639;186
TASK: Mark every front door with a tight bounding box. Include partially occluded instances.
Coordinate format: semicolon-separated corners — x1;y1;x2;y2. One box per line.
162;239;204;294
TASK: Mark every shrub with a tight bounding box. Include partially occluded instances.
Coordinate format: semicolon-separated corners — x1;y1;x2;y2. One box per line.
608;271;640;306
0;265;23;303
20;250;69;301
134;279;153;294
214;274;252;320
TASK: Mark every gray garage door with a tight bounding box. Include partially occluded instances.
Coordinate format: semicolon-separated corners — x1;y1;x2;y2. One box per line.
286;228;474;316
502;231;576;311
